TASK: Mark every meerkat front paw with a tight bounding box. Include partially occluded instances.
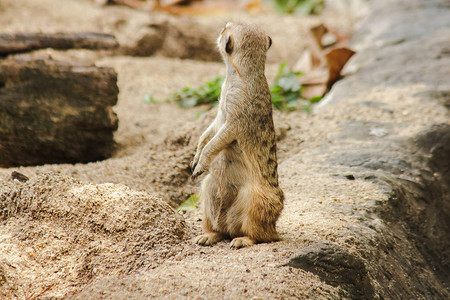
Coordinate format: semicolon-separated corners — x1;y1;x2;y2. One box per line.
230;237;254;249
194;233;225;246
190;153;200;172
191;163;206;181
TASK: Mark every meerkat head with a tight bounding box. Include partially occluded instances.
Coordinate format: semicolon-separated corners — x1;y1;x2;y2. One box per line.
217;22;272;76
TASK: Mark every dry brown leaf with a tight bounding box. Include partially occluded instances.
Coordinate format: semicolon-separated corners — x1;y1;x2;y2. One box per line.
293;48;313;73
97;0;184;10
155;0;266;15
321;32;337;48
156;1;235;15
97;0;267;16
309;24;328;50
309;23;328;67
298;68;328;99
301;84;328;100
298;68;328;85
245;0;270;14
293;24;355;98
160;0;192;5
102;0;154;10
298;47;355;98
325;47;355;89
94;0;111;5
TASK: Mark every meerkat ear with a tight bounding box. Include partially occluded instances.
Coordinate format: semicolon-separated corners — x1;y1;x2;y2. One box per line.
267;36;272;50
225;36;234;54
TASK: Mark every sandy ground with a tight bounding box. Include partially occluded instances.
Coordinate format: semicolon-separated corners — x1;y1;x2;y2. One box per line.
1;0;448;299
0;0;358;207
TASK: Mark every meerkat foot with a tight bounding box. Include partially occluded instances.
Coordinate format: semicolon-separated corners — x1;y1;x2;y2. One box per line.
230;237;254;249
194;233;225;246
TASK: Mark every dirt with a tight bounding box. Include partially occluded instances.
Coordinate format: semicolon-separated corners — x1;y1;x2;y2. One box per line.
0;0;356;208
0;173;185;298
1;0;449;298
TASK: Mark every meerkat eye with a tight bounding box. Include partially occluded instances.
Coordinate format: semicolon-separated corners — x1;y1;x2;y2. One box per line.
267;36;272;50
225;36;234;54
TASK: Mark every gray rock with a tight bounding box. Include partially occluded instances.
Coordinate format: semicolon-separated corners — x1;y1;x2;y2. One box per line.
285;241;373;299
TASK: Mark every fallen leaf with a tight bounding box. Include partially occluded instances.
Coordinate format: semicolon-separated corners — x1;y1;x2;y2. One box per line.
321;32;337;47
297;67;328;99
325;47;355;89
301;84;327;100
293;24;355;99
155;0;267;15
298;68;327;85
293;48;313;73
98;0;269;16
309;23;328;67
160;0;192;5
102;0;154;10
309;23;328;49
94;0;111;5
245;0;269;14
298;47;355;98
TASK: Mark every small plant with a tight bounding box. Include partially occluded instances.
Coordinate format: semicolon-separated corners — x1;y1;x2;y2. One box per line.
271;0;325;15
143;93;156;104
171;77;223;108
177;193;199;212
168;63;322;112
270;62;303;110
271;63;323;111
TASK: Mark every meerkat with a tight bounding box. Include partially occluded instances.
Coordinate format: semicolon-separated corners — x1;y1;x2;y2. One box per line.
191;22;284;249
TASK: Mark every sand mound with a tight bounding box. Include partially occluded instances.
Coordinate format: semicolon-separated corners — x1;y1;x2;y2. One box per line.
0;173;185;298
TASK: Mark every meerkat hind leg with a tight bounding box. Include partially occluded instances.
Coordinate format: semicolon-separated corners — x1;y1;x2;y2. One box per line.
194;175;226;246
194;232;226;246
230;236;254;249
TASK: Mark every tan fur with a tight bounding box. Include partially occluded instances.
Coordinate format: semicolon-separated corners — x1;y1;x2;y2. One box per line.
191;22;284;249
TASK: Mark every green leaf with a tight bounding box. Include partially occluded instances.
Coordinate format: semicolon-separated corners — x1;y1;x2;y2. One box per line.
286;100;299;110
143;94;156;104
275;62;288;79
195;110;208;119
170;63;322;112
271;0;324;15
270;62;304;110
177;194;199;212
278;75;301;92
179;96;199;108
170;77;223;109
309;95;323;103
286;92;300;103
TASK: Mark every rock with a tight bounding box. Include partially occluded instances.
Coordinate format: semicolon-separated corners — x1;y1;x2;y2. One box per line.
0;32;118;56
305;121;450;298
317;0;450;108
285;242;373;299
122;18;221;61
415;123;450;180
308;0;450;297
0;57;119;167
10;171;29;183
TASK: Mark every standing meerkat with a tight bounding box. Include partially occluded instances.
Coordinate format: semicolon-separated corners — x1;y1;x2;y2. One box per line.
191;22;284;248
